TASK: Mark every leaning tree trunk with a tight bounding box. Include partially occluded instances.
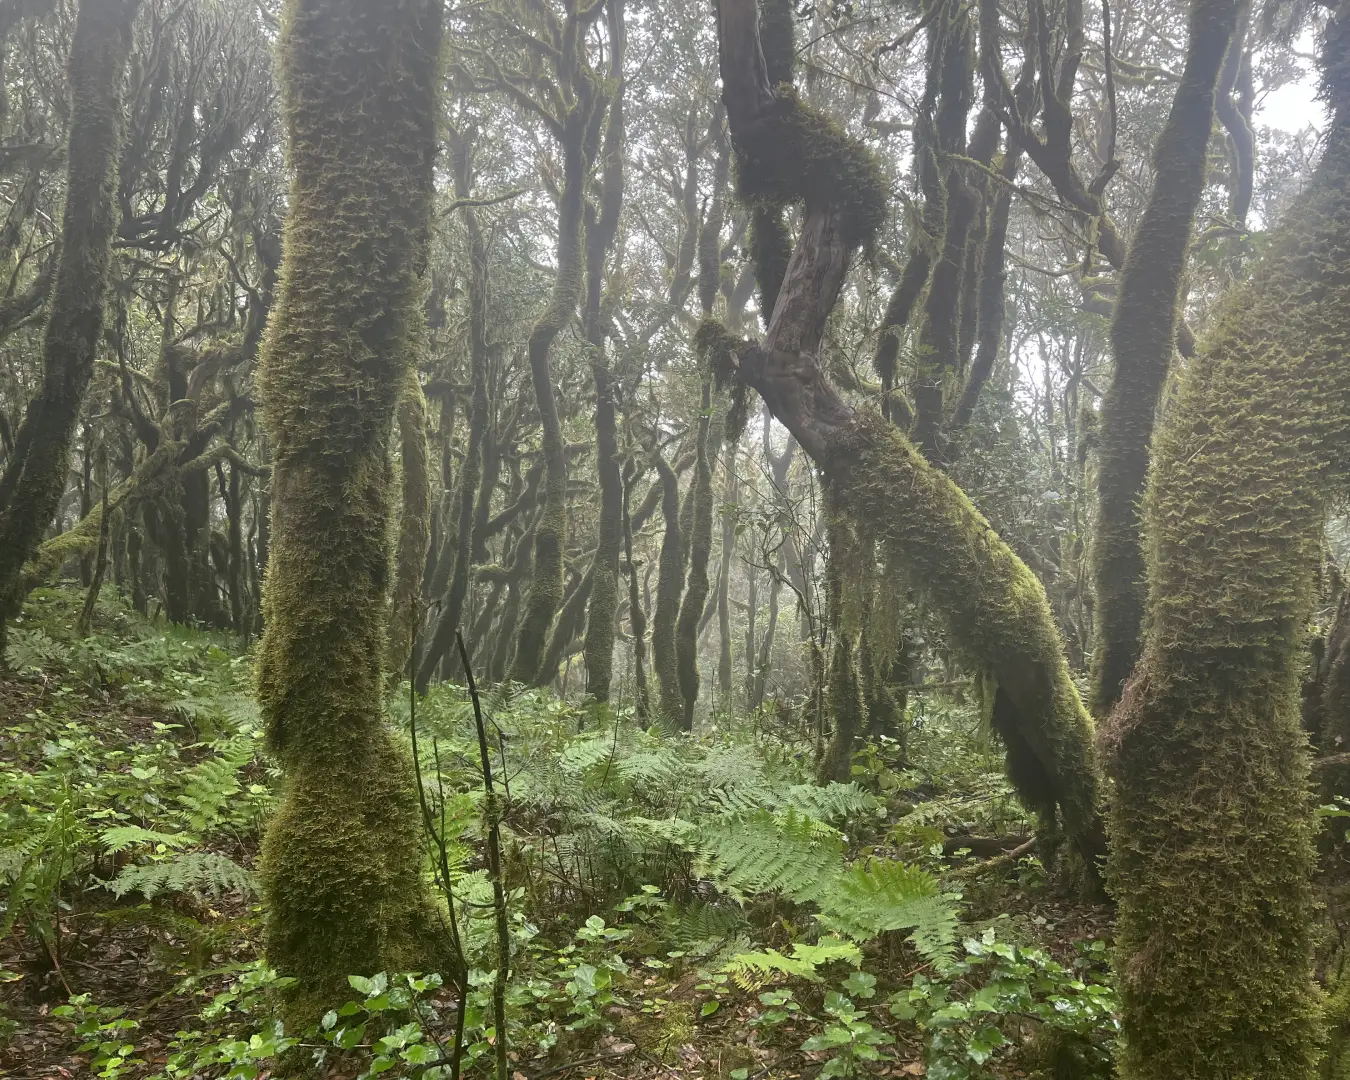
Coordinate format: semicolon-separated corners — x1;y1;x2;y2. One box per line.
709;0;1104;870
253;0;445;1021
1100;10;1350;1076
1090;0;1241;716
0;0;139;646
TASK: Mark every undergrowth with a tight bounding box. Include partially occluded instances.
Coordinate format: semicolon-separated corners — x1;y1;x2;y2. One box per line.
2;586;1117;1079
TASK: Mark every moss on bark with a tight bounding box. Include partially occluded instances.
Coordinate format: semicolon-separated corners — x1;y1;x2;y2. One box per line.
1102;10;1350;1075
253;0;444;1019
582;5;626;703
824;414;1102;863
1090;0;1241;716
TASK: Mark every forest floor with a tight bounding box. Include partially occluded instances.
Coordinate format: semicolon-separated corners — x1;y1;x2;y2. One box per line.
0;587;1116;1080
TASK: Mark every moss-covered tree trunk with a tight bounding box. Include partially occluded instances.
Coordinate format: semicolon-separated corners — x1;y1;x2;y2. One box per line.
818;515;864;782
0;0;139;646
1089;0;1241;716
253;0;444;1017
1101;11;1350;1076
713;0;1105;870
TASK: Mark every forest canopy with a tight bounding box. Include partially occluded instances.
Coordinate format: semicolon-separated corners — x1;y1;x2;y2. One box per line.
2;0;1348;1078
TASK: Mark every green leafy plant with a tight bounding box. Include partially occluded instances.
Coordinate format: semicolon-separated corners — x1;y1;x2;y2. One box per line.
888;930;1117;1080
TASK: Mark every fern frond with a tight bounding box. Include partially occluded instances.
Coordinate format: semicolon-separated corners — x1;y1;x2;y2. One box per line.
700;809;842;902
109;852;255;900
100;826;191;854
815;858;957;962
721;936;861;990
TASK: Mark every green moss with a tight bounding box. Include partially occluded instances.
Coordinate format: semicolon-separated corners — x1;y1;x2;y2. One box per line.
253;0;444;1021
734;89;888;253
1101;13;1350;1074
1090;0;1241;716
822;412;1103;867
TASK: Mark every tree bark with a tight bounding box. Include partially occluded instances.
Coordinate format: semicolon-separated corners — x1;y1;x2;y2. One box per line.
715;0;1104;870
0;0;139;644
581;0;626;704
1090;0;1241;716
1100;12;1350;1075
253;0;445;1021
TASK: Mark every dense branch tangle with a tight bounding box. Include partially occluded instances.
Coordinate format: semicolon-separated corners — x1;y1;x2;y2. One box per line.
709;0;1104;869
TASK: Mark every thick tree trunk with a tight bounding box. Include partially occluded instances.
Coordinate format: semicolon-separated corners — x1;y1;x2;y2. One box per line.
0;0;139;644
253;0;445;1021
1100;12;1350;1075
714;0;1104;869
1090;0;1241;716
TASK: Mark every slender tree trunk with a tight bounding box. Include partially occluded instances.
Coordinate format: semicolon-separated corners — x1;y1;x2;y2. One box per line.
582;0;626;704
254;0;445;1020
716;456;736;701
511;67;594;682
0;0;139;646
818;516;863;783
621;459;649;718
1090;0;1241;716
675;386;715;730
652;452;684;721
417;125;491;691
388;368;431;680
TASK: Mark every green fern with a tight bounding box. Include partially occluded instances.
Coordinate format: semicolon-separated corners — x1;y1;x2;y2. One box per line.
722;936;862;990
176;738;252;832
100;826;190;854
777;782;878;825
109;852;255;900
816;859;958;962
4;628;69;672
700;808;843;901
